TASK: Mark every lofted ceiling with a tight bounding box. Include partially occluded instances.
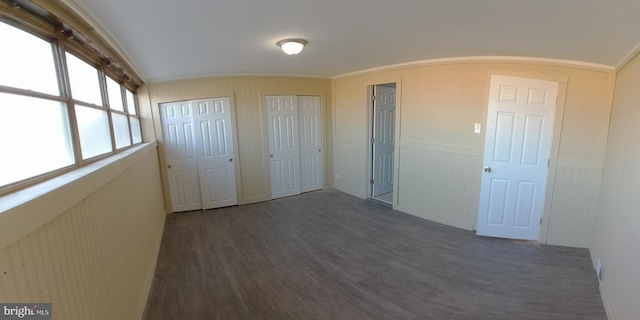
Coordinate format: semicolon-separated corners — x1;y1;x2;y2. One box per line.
67;0;640;82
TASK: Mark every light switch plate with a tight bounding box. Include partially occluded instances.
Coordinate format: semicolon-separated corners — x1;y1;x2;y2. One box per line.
474;123;482;134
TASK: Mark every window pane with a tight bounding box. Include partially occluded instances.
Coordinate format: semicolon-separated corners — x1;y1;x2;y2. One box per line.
113;113;131;149
106;77;124;111
0;22;59;95
0;93;74;187
75;105;111;159
130;116;142;144
125;89;137;115
66;53;102;106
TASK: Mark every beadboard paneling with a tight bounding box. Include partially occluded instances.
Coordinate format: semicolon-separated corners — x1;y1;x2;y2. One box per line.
546;165;602;247
148;76;332;208
591;51;640;320
396;143;482;230
0;146;166;320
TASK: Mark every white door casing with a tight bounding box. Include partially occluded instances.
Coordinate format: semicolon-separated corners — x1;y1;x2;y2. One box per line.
267;96;301;199
160;101;202;212
477;75;558;240
298;96;324;193
372;85;396;197
192;98;238;209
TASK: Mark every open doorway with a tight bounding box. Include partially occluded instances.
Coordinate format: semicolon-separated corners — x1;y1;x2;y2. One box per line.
368;83;396;205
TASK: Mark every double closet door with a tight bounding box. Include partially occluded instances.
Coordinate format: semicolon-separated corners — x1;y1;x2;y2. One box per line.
266;95;323;199
160;97;238;213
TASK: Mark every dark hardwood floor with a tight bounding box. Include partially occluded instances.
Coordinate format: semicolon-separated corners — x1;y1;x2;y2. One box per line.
143;190;606;320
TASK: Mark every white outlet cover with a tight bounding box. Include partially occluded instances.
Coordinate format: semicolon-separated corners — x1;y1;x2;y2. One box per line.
474;123;482;134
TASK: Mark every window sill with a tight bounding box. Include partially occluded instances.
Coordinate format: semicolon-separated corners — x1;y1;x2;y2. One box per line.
0;141;158;249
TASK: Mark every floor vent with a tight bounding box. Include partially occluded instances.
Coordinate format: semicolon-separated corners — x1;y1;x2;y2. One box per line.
595;259;605;281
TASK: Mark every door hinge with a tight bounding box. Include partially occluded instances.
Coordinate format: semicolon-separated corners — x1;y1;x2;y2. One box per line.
548;159;550;167
370;179;374;185
540;218;543;226
372;94;376;101
371;137;375;144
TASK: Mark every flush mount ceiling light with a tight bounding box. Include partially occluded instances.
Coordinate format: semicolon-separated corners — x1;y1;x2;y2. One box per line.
277;39;307;55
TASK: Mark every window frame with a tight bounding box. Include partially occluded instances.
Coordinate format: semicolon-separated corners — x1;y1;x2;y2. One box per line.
0;11;143;195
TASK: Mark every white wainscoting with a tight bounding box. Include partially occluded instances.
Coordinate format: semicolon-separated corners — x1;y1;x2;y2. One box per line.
546;165;602;247
333;138;602;248
0;144;166;320
395;142;482;231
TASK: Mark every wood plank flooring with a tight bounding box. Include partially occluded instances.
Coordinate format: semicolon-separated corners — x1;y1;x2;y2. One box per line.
143;190;606;320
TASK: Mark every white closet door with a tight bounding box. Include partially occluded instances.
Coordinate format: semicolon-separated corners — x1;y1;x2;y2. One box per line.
267;96;301;199
160;101;202;212
161;97;238;212
192;98;238;209
298;96;323;193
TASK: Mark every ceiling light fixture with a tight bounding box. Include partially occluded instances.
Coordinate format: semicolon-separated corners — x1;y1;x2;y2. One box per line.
277;39;307;55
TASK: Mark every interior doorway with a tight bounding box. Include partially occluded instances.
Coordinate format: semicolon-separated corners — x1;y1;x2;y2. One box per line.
368;83;396;205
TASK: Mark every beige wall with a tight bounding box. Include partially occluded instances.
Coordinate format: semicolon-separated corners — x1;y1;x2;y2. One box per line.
591;53;640;320
333;61;615;247
147;76;332;210
0;144;166;320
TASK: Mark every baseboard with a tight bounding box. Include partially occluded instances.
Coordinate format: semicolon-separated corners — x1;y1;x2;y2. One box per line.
136;217;167;320
599;282;616;320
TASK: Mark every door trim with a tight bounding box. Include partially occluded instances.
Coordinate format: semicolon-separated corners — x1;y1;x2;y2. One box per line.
364;80;402;207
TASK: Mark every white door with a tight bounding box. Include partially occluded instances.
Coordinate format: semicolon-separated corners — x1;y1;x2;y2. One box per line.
298;96;323;193
192;98;238;209
372;85;396;197
267;96;301;199
160;101;202;212
477;75;558;240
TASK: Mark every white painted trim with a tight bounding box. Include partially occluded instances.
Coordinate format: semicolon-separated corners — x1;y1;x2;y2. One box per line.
0;142;157;249
151;73;332;83
615;42;640;72
598;275;617;320
333;56;615;79
60;0;148;83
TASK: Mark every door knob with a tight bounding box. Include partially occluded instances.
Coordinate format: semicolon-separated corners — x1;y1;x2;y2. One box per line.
318;148;322;152
270;154;274;158
484;166;492;173
167;164;172;169
229;158;233;162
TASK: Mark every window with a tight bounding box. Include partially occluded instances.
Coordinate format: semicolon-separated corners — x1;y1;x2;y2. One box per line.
126;90;137;115
66;52;103;106
112;113;132;149
0;19;143;191
0;93;74;186
0;22;59;95
106;76;124;111
75;105;112;159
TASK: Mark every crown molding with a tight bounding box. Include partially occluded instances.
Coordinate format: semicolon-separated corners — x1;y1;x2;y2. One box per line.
333;56;615;79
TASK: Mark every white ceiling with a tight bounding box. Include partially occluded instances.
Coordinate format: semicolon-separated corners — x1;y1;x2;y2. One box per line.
69;0;640;82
